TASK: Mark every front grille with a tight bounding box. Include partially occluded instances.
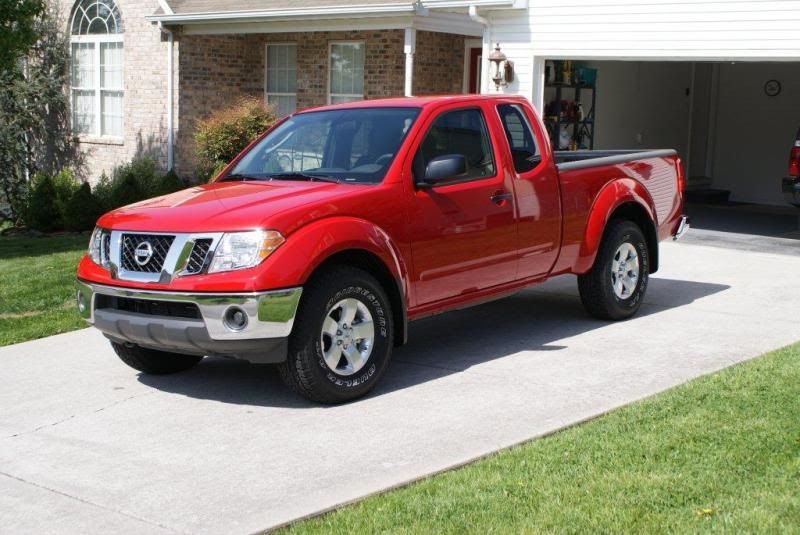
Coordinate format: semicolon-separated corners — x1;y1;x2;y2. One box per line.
96;295;201;319
184;238;213;274
120;233;174;273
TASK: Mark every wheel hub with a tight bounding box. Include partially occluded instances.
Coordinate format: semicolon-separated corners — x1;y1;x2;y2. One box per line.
610;242;640;300
320;298;375;376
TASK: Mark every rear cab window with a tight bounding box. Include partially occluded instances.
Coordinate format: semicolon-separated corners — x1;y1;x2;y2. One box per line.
497;103;540;173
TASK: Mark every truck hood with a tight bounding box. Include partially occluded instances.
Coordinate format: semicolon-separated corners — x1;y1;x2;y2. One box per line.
97;180;363;233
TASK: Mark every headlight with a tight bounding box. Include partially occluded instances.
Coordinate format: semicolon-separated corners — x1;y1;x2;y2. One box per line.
88;227;110;268
208;230;285;273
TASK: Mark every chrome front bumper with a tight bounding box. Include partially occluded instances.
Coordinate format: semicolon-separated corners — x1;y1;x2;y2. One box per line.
76;280;302;362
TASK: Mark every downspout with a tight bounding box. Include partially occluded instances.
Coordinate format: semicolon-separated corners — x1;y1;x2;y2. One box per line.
158;22;175;172
468;6;490;94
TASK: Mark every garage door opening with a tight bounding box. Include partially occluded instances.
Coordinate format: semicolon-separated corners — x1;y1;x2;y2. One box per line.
542;59;800;238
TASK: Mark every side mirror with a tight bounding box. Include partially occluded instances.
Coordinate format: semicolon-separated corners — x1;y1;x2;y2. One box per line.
418;154;467;187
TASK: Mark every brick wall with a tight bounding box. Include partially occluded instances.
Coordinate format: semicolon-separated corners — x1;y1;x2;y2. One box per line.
57;0;173;182
176;30;406;176
413;31;466;95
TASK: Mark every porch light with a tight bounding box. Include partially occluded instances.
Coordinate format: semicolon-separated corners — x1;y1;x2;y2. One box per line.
489;43;514;90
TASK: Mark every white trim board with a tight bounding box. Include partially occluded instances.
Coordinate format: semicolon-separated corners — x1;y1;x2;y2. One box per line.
178;12;484;37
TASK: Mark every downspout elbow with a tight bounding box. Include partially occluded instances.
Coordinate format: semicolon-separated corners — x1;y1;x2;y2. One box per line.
468;5;489;26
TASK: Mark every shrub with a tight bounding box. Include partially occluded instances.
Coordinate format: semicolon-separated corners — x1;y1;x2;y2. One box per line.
63;182;102;231
194;97;276;180
51;168;80;219
26;173;60;232
92;157;186;212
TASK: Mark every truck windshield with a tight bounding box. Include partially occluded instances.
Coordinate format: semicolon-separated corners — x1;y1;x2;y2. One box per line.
226;107;421;184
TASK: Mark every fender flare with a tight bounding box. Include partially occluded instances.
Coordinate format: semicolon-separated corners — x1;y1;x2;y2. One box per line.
256;216;410;343
574;178;658;274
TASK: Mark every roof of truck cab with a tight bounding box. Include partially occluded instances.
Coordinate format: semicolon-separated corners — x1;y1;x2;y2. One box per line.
295;95;530;114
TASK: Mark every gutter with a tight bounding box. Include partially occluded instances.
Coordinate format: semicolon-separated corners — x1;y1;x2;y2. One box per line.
158;22;175;171
146;0;515;24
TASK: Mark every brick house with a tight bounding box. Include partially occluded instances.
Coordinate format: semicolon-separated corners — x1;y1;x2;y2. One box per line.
60;0;509;180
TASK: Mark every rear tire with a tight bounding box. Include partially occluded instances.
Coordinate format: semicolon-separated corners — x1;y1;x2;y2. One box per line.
578;220;650;320
111;342;203;374
279;266;393;404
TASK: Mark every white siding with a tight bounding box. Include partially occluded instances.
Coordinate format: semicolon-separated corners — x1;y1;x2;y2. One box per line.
485;0;800;104
496;0;800;60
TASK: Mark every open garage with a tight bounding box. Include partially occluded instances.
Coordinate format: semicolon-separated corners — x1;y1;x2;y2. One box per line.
538;60;800;207
483;0;800;232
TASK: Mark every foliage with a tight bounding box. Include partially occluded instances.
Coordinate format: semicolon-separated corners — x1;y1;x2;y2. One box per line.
25;173;60;232
63;182;102;231
0;2;79;222
24;168;99;232
194;97;277;180
0;0;44;72
0;234;88;346
92;157;185;213
285;342;800;534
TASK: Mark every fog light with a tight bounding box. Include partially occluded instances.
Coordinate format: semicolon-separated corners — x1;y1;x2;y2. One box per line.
223;307;248;331
77;290;86;314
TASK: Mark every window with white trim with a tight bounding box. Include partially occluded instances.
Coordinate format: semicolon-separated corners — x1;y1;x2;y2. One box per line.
265;43;297;117
329;42;364;104
69;0;124;138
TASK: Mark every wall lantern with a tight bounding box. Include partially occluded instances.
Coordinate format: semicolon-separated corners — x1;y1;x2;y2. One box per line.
488;43;514;90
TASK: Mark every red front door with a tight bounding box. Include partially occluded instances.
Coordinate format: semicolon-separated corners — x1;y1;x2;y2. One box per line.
407;104;518;306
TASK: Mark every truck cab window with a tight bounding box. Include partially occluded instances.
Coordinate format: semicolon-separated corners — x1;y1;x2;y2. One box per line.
498;104;540;173
415;108;495;181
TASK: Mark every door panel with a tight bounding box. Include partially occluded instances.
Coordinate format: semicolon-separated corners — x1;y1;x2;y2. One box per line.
408;106;518;306
497;103;562;279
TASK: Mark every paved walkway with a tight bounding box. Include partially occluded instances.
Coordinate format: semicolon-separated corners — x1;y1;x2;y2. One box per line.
2;239;799;534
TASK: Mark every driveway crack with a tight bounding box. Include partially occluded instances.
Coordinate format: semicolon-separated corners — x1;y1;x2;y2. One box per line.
5;391;156;439
0;470;184;534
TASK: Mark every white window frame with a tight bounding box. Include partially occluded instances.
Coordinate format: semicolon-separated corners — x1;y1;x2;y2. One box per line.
327;41;365;105
264;42;297;117
70;32;124;140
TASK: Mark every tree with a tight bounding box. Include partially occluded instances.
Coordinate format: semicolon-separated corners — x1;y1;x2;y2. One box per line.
0;2;79;222
0;0;45;73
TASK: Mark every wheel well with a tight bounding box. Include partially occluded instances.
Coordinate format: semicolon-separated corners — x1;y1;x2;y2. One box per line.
608;202;659;273
310;249;407;346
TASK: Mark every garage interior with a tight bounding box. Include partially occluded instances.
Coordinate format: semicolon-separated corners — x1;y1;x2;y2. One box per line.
542;60;800;238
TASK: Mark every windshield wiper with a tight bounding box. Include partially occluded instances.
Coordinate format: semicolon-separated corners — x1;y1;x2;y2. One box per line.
267;172;340;184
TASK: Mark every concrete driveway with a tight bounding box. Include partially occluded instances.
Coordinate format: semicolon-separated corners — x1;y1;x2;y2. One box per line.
2;237;799;534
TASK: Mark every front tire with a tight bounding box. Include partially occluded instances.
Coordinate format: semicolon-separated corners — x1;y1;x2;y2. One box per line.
279;266;393;404
578;220;650;320
111;342;203;374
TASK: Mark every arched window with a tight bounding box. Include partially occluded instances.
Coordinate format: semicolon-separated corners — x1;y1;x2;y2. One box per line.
69;0;124;138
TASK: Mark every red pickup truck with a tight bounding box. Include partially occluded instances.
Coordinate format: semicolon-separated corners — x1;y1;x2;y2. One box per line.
76;95;688;403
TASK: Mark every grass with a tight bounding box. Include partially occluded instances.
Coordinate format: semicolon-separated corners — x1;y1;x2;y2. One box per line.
283;343;800;534
0;234;89;346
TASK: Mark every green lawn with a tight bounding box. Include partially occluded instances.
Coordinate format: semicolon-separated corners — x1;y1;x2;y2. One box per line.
284;343;800;534
0;234;89;346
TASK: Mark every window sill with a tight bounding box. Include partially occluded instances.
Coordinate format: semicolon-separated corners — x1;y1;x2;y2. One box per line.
76;135;124;146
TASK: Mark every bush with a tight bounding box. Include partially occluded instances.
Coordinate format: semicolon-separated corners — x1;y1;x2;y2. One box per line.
26;174;60;232
194;97;276;180
51;168;80;219
94;157;185;212
63;182;102;231
23;157;186;232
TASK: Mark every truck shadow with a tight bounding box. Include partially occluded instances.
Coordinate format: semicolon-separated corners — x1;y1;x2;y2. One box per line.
137;276;730;408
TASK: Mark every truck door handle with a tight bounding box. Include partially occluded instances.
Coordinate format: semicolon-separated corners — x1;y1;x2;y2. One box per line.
490;191;513;205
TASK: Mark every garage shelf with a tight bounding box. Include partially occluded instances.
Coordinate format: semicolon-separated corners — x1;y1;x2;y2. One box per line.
544;83;596;150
